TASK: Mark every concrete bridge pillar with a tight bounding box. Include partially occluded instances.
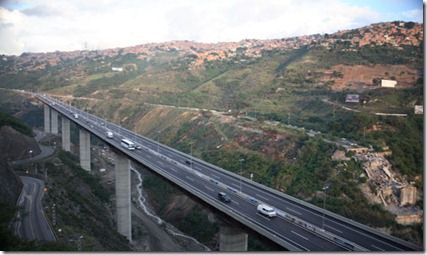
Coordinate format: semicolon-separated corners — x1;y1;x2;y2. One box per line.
51;110;58;134
62;117;70;151
79;129;91;171
208;213;248;251
115;152;132;241
44;104;50;133
219;225;248;251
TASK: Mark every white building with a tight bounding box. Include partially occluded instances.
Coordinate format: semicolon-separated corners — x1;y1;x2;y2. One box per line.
381;79;397;88
414;105;423;115
112;67;123;72
345;94;360;103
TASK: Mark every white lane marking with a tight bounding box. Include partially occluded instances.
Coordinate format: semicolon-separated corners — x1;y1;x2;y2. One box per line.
325;224;343;234
170;168;177;173
323;218;403;250
255;193;269;201
371;245;385;251
257;214;272;221
251;185;402;250
157;161;164;166
251;217;309;251
211;174;220;179
231;200;239;205
231;182;240;188
291;230;309;240
146;155;152;159
204;186;214;192
285;207;302;216
186;176;194;181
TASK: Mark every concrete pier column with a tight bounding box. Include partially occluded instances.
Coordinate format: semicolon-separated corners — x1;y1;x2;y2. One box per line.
219;225;248;251
62;117;70;151
44;104;50;133
51;110;58;134
79;129;91;171
115;152;132;241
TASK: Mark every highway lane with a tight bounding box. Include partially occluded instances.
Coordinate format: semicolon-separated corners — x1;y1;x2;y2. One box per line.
37;94;421;251
14;176;56;242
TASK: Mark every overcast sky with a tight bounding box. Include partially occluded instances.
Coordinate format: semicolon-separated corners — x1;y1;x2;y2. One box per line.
0;0;423;55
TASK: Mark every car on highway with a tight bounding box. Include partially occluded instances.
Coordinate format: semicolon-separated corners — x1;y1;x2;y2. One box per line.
106;131;114;139
218;192;231;203
136;145;142;150
257;204;276;217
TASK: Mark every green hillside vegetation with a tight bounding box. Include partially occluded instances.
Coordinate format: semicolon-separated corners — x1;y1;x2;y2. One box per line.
0;111;33;137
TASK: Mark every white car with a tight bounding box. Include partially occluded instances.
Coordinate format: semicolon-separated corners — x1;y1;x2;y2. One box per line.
257;204;277;218
106;131;114;139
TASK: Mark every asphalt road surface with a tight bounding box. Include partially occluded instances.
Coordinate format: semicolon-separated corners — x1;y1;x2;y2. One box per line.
14;176;56;242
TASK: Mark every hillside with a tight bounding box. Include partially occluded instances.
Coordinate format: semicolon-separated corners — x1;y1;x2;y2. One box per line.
0;20;423;248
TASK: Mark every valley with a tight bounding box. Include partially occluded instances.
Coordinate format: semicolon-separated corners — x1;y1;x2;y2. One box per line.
0;20;423;250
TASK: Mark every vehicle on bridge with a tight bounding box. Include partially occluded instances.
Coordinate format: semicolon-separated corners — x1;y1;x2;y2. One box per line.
121;138;135;150
257;204;277;218
218;192;231;203
106;131;114;139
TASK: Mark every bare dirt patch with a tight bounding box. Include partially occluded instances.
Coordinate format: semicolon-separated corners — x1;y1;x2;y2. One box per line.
322;64;420;91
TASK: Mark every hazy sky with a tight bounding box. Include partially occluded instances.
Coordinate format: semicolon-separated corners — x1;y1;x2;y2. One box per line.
0;0;423;55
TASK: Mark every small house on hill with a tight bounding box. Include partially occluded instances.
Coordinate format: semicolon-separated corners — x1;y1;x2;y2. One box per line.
381;79;397;88
345;94;359;103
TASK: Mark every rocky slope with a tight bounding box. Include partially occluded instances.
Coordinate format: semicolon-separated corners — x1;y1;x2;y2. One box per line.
0;126;40;162
0;160;23;205
0;123;41;205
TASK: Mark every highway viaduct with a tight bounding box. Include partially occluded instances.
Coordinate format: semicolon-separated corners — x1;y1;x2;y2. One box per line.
41;96;250;251
37;93;422;252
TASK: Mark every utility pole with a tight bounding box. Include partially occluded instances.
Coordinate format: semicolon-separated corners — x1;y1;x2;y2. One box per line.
78;235;83;251
190;142;193;170
239;159;244;192
157;131;161;154
322;183;330;230
52;204;56;226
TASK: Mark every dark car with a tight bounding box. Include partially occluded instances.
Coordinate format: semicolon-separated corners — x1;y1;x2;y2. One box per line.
185;160;191;165
218;192;231;203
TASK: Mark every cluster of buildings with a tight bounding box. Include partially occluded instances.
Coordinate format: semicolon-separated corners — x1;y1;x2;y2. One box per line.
351;149;423;225
1;22;422;74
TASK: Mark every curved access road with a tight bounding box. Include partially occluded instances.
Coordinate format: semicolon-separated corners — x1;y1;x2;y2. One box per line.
14;176;56;242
